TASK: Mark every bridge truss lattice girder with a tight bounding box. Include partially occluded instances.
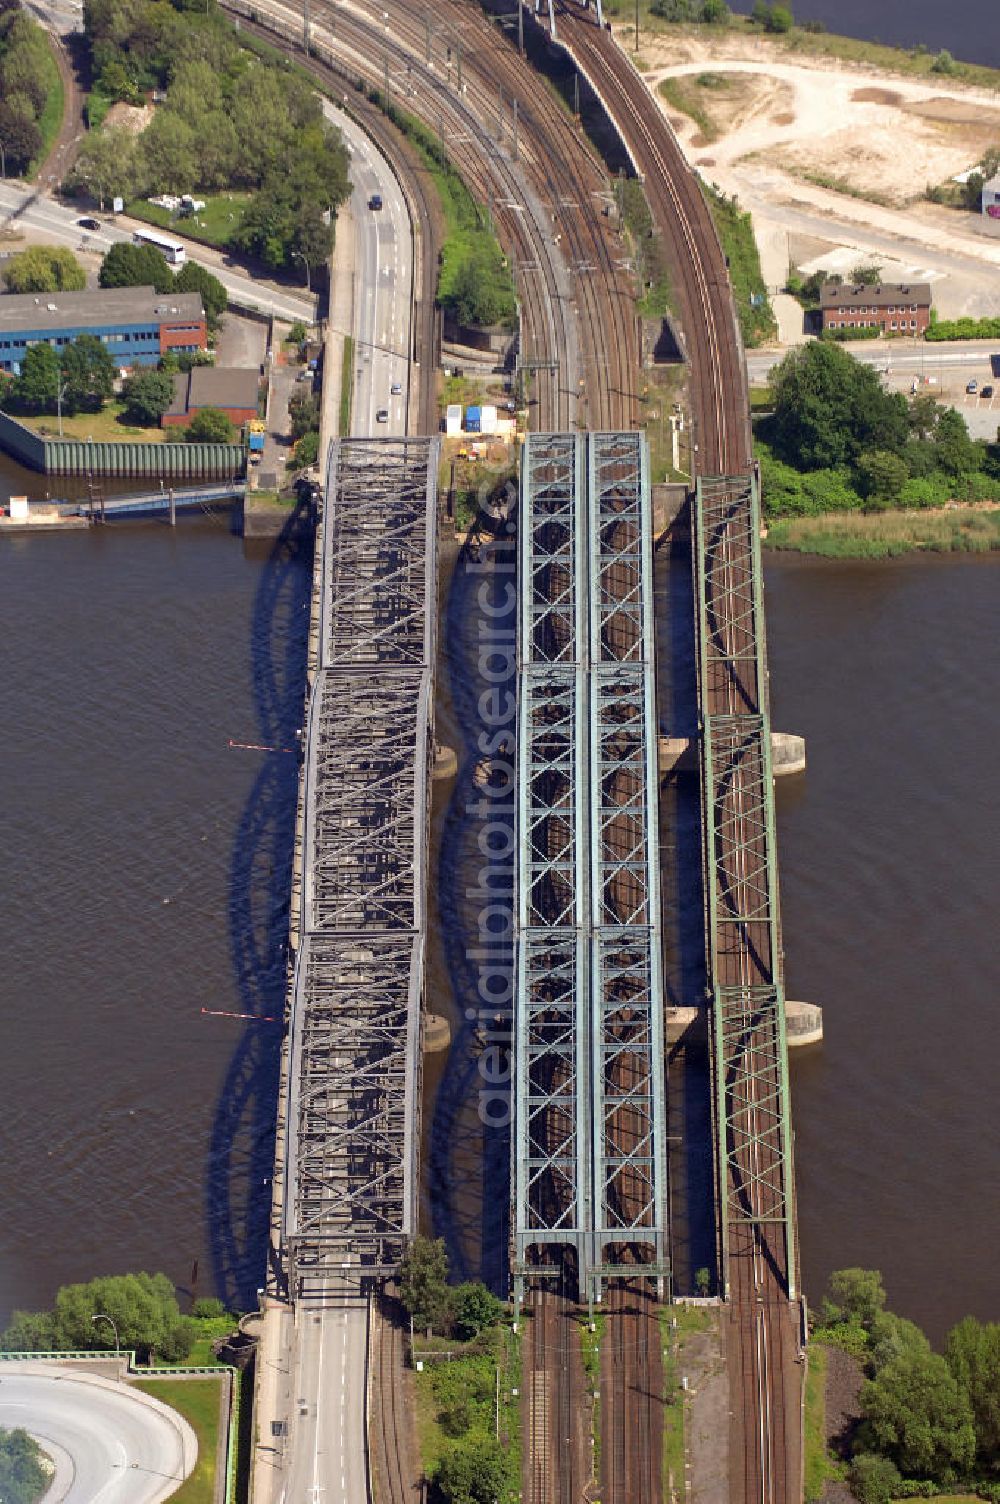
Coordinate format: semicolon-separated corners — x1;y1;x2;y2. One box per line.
515;431;668;1301
694;472;796;1302
285;436;439;1297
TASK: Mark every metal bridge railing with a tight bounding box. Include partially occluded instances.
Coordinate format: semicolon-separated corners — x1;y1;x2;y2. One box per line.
693;472;796;1302
285;436;439;1296
514;431;668;1303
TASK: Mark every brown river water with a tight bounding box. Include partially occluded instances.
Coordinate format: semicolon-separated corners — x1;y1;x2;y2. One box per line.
0;508;995;1346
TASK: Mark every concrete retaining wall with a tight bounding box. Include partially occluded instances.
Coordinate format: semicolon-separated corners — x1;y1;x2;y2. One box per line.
0;410;245;479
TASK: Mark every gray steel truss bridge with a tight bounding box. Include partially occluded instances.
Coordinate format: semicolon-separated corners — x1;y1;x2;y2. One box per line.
693;471;797;1302
514;430;668;1305
283;436;439;1299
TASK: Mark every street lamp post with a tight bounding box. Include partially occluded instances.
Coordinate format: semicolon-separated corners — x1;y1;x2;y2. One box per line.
55;366;68;439
91;1313;120;1357
0;140;6;179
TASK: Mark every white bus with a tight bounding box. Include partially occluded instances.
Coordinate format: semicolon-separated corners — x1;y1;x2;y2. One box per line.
132;228;186;265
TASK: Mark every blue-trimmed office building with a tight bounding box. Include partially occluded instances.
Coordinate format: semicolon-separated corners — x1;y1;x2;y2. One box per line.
0;286;207;376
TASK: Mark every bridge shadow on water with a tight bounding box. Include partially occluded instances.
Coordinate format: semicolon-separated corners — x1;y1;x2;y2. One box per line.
428;525;516;1294
206;499;314;1312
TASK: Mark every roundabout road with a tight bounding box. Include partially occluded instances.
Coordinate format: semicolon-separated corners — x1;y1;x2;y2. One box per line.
0;1365;197;1503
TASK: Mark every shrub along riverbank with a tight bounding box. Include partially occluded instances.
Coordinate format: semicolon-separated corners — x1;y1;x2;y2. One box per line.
806;1269;1000;1503
754;341;1000;554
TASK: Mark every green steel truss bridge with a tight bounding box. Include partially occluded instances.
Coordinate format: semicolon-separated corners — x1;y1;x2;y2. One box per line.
693;472;797;1303
514;430;668;1305
283;436;439;1298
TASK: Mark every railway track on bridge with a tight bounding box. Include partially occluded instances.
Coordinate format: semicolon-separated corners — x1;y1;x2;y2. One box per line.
550;13;802;1501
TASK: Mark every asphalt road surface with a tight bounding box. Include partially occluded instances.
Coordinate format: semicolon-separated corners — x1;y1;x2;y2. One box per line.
255;101;413;1504
0;1366;195;1503
282;1298;370;1504
324;102;413;439
0;183;316;325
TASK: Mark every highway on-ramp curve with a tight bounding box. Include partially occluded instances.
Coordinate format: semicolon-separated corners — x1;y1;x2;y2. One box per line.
0;1364;196;1503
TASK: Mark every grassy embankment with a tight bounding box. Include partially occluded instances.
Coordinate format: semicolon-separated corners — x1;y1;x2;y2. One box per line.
126;192;251;249
658;1305;717;1499
610;7;1000;89
657;73;721;144
130;1377;222;1504
32;44;65;176
412;1325;521;1502
372;94;515;328
803;1343;845;1500
339;334;354;436
578;1313;603;1478
765;507;1000;558
16;403;164;444
700;181;777;347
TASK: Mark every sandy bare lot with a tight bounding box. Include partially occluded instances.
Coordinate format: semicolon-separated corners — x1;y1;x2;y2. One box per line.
621;25;1000;328
639;38;1000;205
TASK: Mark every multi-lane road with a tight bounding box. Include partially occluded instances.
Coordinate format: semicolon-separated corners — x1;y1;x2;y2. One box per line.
0;182;316;324
253;94;415;1504
0;1365;196;1504
326;101;413;439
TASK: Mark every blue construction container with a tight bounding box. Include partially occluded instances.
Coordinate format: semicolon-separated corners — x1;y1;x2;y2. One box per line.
465;405;482;433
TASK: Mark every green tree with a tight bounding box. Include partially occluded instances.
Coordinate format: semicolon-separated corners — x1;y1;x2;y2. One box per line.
174;260;227;328
67;125;137;208
857;449;909;506
934;407;979;478
848;1453;902;1504
99;240;173;293
769;343;908;471
184;406;234;444
0;1309;57;1351
857;1350;976;1481
820;1268;887;1330
700;0;730;19
850;263;883;286
0;1427;48;1504
765;3;793;31
2;245;86;293
48;1272;194;1362
868;1313;931;1375
12;342;60;412
448;251;517;330
908;391;940;441
135;110;197;196
452;1282;503;1340
695;1266;712;1296
945;1317;1000;1468
435;1437;508;1504
121;367;176;425
61;333;115;414
398;1236;450;1334
0;98;41;176
292;429;319;468
963;171;985;211
930;48;957;74
289;391;320;442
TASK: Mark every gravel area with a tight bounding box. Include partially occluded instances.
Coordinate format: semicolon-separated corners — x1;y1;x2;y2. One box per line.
819;1344;865;1504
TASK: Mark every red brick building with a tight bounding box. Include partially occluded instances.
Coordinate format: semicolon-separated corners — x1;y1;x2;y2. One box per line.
162;366;261;429
819;281;932;336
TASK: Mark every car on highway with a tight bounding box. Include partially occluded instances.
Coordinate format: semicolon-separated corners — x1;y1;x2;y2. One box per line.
77;216;101;231
368;193;383;211
376;408;389;423
390;381;402;395
981;385;994;399
966;379;978;394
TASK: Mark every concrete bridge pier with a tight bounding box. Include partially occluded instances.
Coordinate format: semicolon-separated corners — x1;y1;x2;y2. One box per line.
658;730;806;778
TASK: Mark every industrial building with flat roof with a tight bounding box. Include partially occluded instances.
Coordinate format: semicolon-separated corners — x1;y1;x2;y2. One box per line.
0;286;207;375
162;366;261;428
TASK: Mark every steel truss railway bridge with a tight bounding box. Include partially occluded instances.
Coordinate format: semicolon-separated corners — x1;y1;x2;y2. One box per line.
695;472;797;1306
514;430;668;1305
282;434;439;1300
